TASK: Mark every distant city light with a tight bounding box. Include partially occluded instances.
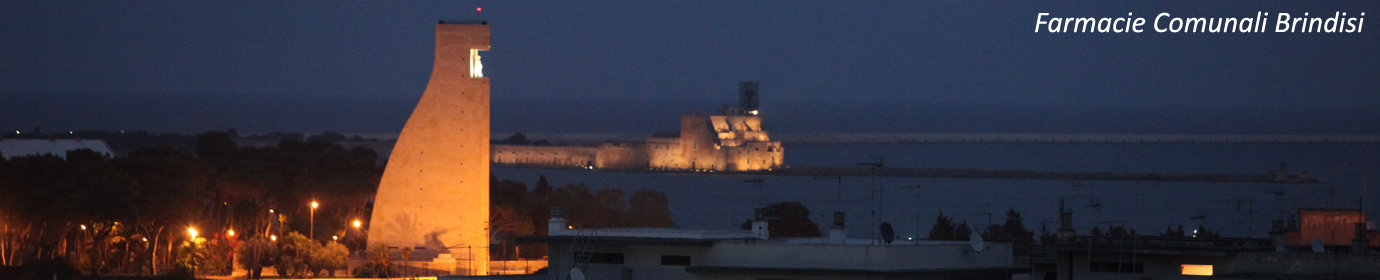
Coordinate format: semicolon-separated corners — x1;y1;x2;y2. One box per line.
476;7;482;11
142;238;148;242
333;235;338;241
270;235;277;241
80;225;86;230
227;229;235;237
749;110;759;115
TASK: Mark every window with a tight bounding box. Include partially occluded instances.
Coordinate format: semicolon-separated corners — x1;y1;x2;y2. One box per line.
1089;261;1143;273
1181;264;1212;276
575;252;624;264
661;255;691;266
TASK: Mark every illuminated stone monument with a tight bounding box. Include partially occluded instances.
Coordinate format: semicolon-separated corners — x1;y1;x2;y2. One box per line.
368;21;489;275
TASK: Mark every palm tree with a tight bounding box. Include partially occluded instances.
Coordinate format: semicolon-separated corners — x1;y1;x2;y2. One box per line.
400;246;413;278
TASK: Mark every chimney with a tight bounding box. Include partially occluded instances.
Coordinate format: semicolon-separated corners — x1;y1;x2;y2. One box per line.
548;208;568;235
1057;199;1075;240
829;212;848;244
752;221;770;240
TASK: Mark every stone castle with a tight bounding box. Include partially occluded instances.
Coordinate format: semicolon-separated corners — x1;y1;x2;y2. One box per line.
492;82;784;172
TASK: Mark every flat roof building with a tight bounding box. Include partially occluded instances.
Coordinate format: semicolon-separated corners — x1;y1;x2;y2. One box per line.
518;210;1025;280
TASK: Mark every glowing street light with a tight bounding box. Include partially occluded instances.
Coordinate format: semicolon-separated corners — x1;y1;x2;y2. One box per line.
80;225;86;230
353;220;362;228
333;235;338;241
188;227;198;238
270;235;277;241
310;201;319;240
227;229;235;237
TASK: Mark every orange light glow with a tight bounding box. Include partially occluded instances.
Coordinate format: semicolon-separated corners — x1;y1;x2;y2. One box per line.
353;220;362;228
270;235;277;241
1181;264;1213;276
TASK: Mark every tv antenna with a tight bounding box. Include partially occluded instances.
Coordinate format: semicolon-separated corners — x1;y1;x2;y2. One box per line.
857;155;885;169
1229;197;1254;238
744;178;764;207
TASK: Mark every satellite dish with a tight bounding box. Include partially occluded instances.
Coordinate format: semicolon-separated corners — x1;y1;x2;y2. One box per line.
1311;238;1325;253
880;222;895;244
970;232;985;253
570;268;586;280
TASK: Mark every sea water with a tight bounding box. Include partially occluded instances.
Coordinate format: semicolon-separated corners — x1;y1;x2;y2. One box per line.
493;143;1380;240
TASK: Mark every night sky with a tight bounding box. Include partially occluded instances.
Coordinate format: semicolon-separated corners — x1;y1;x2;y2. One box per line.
2;1;1378;134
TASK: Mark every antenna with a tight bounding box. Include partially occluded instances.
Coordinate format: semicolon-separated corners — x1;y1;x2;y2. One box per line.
813;176;843;212
856;155;885;169
744;178;764;207
1230;197;1254;238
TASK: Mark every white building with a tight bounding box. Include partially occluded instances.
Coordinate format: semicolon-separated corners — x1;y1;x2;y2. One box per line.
518;210;1025;280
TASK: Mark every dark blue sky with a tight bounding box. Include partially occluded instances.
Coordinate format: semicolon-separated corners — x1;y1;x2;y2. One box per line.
2;1;1378;134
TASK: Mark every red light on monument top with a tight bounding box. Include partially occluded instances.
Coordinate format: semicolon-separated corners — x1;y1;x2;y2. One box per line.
476;7;482;11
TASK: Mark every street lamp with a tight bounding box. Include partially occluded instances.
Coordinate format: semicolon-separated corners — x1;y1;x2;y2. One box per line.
353;220;362;228
310;201;318;240
188;227;198;239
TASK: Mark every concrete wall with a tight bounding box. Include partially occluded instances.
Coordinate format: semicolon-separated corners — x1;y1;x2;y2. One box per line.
369;23;490;276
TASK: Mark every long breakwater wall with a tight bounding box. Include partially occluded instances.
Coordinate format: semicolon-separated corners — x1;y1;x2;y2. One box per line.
483;133;1380;145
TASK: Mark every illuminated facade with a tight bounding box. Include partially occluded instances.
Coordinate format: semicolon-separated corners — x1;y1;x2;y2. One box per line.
368;21;489;275
491;82;783;172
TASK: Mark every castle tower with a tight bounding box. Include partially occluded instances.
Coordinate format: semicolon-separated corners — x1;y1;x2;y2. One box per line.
739;81;759;112
368;22;489;275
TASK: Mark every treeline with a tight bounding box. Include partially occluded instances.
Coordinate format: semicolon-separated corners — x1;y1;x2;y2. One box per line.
929;209;1036;245
0;130;382;276
1;129;679;277
491;176;675;260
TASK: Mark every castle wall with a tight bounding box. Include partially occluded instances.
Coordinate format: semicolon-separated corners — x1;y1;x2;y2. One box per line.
595;142;648;170
490;143;648;170
724;141;783;171
368;23;490;275
646;137;682;169
491;145;598;167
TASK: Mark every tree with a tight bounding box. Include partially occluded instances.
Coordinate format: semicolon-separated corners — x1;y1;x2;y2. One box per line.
627;190;675;228
400;246;413;278
234;238;278;279
352;243;394;278
927;210;957;241
274;232;314;278
312;242;349;277
195;131;236;161
739;202;821;238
